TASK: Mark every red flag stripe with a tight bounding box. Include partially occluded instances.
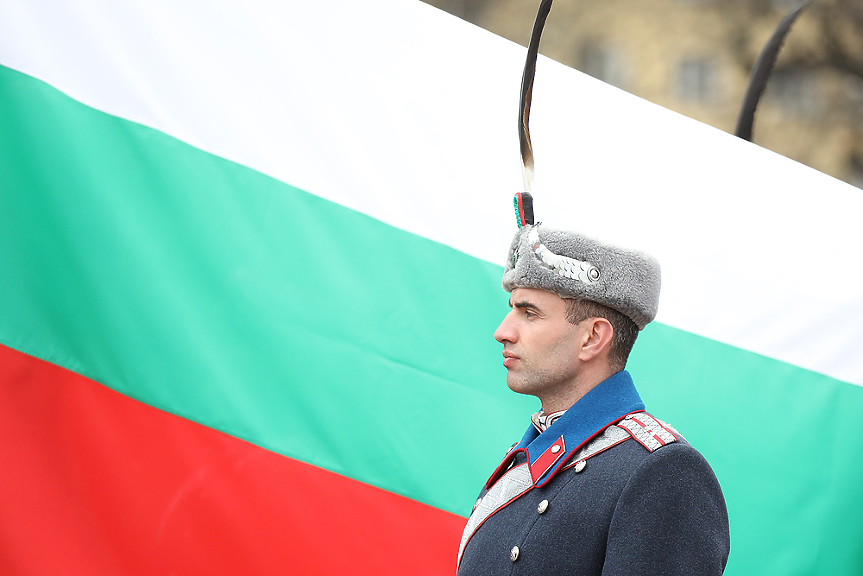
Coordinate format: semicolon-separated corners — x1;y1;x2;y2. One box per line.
0;343;464;575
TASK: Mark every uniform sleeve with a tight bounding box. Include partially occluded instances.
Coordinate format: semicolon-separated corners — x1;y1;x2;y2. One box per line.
601;442;730;576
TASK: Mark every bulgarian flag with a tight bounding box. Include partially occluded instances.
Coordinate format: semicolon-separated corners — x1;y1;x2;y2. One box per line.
1;1;862;574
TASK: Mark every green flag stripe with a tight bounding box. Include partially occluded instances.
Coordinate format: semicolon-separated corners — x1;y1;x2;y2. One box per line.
3;65;863;575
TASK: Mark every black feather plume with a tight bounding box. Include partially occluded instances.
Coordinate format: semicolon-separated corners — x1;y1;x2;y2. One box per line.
735;0;812;142
519;0;554;191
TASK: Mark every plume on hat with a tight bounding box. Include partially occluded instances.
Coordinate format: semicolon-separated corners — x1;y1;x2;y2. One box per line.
505;0;661;330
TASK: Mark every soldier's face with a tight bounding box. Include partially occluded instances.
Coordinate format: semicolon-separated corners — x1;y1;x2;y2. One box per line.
494;288;585;405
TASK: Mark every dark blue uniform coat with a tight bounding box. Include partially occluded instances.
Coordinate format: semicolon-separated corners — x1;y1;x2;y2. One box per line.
457;371;730;575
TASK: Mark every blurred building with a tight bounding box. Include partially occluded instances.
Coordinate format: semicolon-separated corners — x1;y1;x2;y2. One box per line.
422;0;863;188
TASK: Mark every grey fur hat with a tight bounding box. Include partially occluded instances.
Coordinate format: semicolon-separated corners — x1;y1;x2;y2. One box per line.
502;225;661;330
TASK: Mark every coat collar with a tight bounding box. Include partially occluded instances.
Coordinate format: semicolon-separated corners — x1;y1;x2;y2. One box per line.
487;370;645;489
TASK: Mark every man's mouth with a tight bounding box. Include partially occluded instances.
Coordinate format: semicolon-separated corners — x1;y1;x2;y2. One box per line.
502;350;519;368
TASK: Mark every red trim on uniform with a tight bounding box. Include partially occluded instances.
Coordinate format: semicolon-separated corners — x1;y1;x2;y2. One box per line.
627;431;654;451
0;343;463;575
649;415;679;441
631;414;668;445
529;435;565;483
665;425;679;441
485;448;522;489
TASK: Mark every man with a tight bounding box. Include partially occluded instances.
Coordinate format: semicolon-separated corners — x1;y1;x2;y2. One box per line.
456;222;730;575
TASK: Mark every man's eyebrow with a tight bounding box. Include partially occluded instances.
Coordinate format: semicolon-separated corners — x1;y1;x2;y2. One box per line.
509;299;541;312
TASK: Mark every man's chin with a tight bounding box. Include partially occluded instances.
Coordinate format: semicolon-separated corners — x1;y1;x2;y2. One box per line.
506;375;535;396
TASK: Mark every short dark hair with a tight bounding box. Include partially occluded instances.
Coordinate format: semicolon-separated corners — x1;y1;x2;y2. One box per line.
564;299;639;371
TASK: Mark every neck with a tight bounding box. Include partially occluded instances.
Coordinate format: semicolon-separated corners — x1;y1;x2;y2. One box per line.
540;363;619;413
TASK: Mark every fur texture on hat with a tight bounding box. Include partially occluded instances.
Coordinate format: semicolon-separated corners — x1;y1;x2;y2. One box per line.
502;225;661;330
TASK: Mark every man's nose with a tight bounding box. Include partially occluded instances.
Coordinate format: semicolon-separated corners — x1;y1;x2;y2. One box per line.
494;312;517;344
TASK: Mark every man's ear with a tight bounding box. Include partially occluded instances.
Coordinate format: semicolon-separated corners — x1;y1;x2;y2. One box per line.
578;318;614;362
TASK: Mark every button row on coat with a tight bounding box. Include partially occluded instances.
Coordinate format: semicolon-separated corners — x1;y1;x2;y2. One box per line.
509;459;587;562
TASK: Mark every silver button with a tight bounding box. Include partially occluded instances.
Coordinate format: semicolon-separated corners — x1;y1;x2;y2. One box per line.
574;460;586;473
537;499;549;514
510;546;520;561
551;444;561;454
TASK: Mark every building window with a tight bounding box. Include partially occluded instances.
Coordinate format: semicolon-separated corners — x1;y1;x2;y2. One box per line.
767;68;823;118
676;57;718;103
579;40;629;90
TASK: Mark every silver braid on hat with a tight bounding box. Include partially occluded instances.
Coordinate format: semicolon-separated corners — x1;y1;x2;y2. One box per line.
529;228;601;285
